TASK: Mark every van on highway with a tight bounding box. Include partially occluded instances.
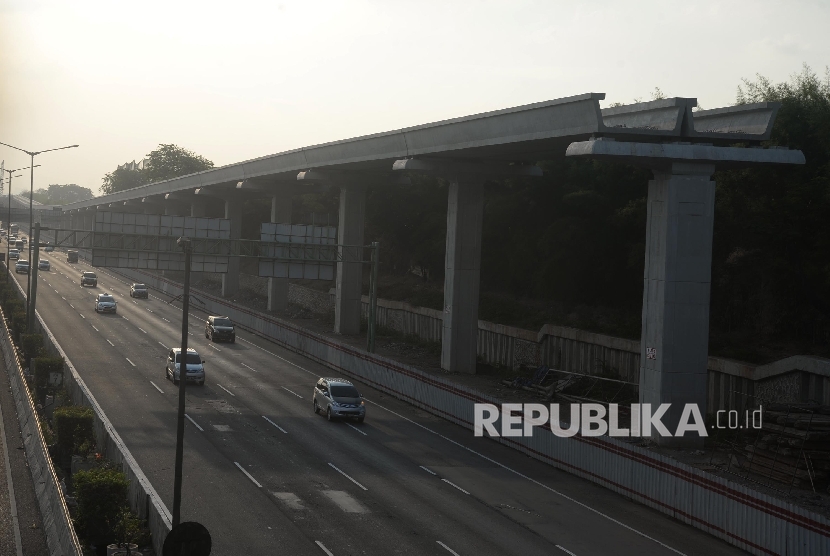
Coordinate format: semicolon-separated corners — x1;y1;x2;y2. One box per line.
14;240;23;250
165;348;206;386
67;250;78;263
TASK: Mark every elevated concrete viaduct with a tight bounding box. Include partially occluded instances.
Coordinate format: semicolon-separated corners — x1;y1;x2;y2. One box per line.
60;93;804;445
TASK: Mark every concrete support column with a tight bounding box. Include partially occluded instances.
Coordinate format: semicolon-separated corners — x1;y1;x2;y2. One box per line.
441;179;484;374
267;193;292;311
639;164;715;447
222;199;242;297
334;184;367;334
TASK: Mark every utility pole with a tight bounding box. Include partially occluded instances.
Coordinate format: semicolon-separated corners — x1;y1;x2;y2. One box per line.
28;223;41;331
172;236;192;527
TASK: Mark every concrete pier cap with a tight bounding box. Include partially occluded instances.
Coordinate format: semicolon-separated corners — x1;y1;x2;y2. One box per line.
566;104;804;447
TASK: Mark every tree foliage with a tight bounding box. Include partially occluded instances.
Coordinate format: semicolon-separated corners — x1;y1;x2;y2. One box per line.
101;144;214;195
31;183;94;205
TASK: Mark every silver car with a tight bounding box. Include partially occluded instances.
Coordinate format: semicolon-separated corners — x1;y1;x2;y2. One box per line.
165;348;205;386
313;378;365;422
94;293;117;314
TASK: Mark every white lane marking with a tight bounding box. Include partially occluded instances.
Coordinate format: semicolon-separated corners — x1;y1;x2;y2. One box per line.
150;381;164;394
122;315;129;321
234;462;262;488
158;341;168;349
315;541;334;556
345;423;367;436
437;541;461;556
272;492;304;510
441;479;470;495
322;490;369;513
138;327;147;334
365;399;687;556
239;337;315;374
185;414;204;432
420;465;437;476
69;304;74;309
61;297;65;300
80;314;85;319
54;289;58;293
147;308;153;313
241;362;257;373
556;545;578;556
212;424;232;432
262;416;287;434
91;325;99;332
328;463;367;491
126;358;136;367
106;339;115;346
132;300;137;305
162;317;170;322
208;343;221;351
281;387;303;399
218;384;235;397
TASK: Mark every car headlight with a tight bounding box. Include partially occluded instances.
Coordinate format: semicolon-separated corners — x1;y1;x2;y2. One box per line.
360;401;365;406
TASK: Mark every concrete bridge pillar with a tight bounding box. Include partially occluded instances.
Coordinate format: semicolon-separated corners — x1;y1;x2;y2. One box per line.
639;163;715;447
335;184;367;335
441;179;484;374
267;192;293;312
222;199;242;297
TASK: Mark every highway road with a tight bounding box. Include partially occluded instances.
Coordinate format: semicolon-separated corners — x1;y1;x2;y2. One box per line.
9;241;749;556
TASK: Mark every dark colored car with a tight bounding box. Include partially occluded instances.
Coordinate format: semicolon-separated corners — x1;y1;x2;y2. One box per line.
81;271;97;287
129;283;148;298
205;315;235;343
67;250;78;263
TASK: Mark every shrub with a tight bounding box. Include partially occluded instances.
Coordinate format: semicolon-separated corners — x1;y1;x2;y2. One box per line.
21;333;44;361
10;310;27;338
53;405;94;461
73;466;130;546
34;356;63;389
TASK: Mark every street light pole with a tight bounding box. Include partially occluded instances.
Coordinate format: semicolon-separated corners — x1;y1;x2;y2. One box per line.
0;142;78;330
172;236;192;527
1;164;39;281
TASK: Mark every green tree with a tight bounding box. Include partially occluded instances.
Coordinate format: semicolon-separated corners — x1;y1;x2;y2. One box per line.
32;183;94;205
143;143;214;183
100;144;214;195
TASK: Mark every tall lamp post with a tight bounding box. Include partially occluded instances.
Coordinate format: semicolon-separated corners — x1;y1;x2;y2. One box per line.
1;164;40;281
0;142;78;329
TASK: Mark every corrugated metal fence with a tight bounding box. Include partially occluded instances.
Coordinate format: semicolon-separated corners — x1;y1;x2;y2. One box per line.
111;265;830;556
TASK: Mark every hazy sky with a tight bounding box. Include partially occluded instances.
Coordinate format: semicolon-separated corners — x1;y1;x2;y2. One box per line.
1;0;828;196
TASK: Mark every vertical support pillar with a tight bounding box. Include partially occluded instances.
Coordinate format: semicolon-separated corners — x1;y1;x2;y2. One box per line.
267;192;292;311
334;184;366;334
441;179;484;374
222;199;242;297
639;163;715;447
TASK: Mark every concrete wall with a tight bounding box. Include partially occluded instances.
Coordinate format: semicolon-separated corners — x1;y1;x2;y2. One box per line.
0;316;82;556
5;268;172;556
101;265;830;556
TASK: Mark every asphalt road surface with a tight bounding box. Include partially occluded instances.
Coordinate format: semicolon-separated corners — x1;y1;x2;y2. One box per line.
10;245;749;556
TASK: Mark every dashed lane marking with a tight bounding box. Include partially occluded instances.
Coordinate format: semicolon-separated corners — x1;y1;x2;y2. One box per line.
162;317;170;322
441;479;470;495
345;423;367;436
80;314;85;319
158;342;168;349
420;465;437;476
208;344;221;351
126;358;136;367
328;463;367;491
150;381;164;394
281;387;303;399
241;362;257;373
437;541;461;556
185;414;204;432
138;327;147;334
91;325;99;332
218;384;235;397
262;416;288;434
556;546;578;556
315;541;334;556
234;462;262;488
106;339;115;347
